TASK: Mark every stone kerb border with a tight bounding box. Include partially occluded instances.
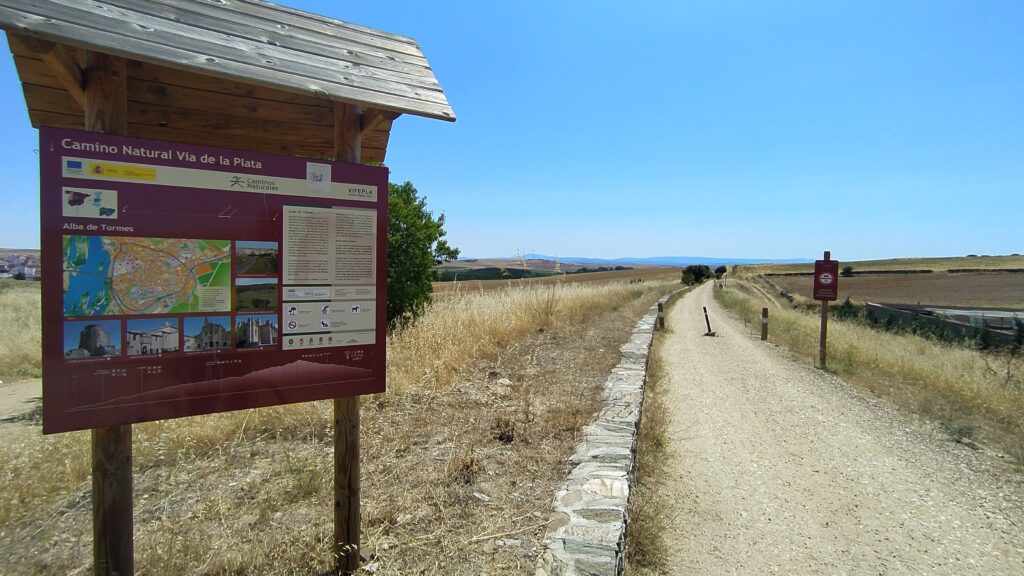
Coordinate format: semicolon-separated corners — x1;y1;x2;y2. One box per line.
535;293;673;576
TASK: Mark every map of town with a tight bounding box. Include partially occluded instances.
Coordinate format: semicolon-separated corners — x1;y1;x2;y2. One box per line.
63;236;231;316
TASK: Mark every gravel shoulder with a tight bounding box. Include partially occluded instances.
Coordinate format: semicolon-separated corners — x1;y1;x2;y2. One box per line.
657;282;1024;575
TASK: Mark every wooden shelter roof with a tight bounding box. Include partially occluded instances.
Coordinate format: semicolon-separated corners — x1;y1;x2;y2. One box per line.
0;0;455;162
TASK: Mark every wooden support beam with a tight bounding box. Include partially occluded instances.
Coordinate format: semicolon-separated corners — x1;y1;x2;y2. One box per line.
85;52;127;133
333;100;362;575
360;109;384;135
334;101;362;163
43;43;85;109
360;109;399;136
11;35;85;109
84;50;133;576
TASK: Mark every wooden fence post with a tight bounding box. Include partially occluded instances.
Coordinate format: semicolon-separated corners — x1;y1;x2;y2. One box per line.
657;302;665;331
85;50;134;576
819;300;829;370
334;101;362;575
760;307;769;341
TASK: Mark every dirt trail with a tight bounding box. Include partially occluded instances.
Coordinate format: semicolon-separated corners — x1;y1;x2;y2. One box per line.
0;378;40;420
657;282;1024;575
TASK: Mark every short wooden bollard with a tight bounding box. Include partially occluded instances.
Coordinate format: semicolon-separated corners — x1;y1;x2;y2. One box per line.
702;306;716;336
657;302;665;330
760;307;769;341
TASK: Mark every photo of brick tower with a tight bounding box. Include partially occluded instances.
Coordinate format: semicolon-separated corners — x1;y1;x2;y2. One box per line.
63;319;121;359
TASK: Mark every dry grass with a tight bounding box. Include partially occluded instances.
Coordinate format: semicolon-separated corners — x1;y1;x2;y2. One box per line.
0;278;679;574
432;268;680;294
715;282;1024;464
0;280;41;383
624;289;689;576
389;281;669;390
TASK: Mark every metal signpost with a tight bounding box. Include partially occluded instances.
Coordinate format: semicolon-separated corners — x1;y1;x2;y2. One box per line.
813;251;839;369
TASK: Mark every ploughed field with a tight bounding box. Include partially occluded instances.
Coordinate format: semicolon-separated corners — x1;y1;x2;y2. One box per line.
767;272;1024;309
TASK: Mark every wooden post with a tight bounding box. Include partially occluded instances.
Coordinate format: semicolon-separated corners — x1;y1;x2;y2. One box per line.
819;300;829;369
333;102;362;575
333;397;360;573
819;251;831;370
85;51;134;576
760;307;769;341
657;302;665;331
702;306;715;336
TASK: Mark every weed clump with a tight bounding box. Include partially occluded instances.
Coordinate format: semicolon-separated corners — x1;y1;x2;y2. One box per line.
492;417;516;444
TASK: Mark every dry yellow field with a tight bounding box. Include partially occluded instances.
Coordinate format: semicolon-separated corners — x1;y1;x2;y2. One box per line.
432;267;680;294
739;254;1024;276
766;272;1024;309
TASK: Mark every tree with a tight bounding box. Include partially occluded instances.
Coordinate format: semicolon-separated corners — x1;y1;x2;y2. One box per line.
387;181;459;331
714;265;727;279
841;265;854;277
681;264;712;285
679;264;712;282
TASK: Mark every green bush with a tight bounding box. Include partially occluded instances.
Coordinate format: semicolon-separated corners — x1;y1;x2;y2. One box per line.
831;297;859;320
387;181;459;331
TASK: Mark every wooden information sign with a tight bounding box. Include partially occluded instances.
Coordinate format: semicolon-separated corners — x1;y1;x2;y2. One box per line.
1;1;455;574
41;127;388;433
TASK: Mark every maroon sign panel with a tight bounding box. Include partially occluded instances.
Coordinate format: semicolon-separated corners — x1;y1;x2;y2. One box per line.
40;128;388;433
813;259;840;301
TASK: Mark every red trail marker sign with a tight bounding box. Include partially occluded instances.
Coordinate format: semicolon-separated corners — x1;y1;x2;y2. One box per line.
813;258;840;302
813;251;839;370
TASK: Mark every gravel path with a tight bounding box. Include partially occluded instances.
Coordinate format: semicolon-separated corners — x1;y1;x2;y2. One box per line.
658;282;1024;575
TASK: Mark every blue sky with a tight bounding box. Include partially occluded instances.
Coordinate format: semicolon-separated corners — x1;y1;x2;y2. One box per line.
1;1;1021;260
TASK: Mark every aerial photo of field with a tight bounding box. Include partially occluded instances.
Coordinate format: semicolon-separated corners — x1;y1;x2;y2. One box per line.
235;277;278;311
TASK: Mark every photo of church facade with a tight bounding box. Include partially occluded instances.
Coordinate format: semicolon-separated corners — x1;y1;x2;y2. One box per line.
183;316;232;351
236;314;279;348
126;319;179;356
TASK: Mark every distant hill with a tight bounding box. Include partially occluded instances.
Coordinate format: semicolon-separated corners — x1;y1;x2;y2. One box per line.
479;254;812;267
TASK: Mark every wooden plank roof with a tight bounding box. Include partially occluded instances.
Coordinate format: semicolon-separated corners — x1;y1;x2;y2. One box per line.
0;0;455;122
